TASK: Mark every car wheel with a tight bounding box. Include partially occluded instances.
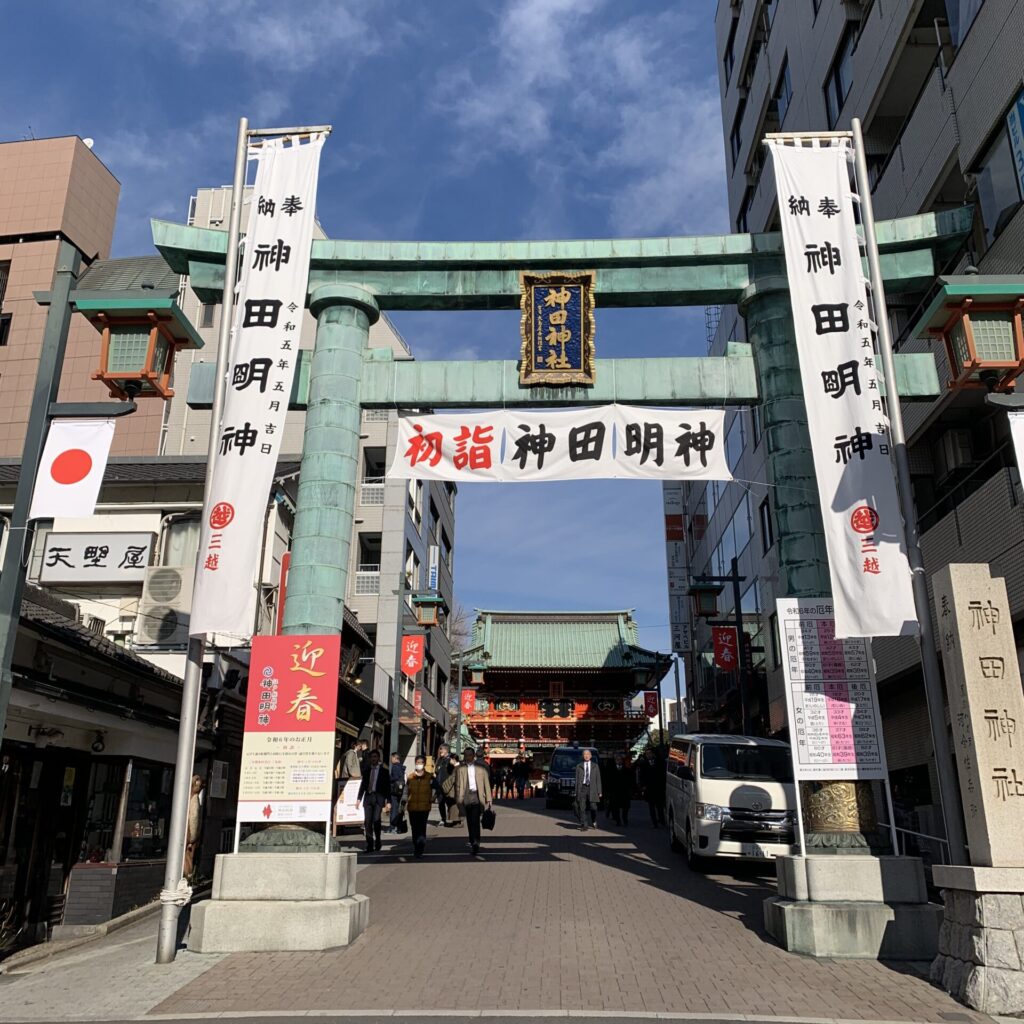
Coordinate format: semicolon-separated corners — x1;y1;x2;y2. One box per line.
668;810;684;853
685;822;709;872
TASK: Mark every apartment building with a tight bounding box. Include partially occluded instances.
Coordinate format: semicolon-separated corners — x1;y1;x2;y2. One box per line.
671;0;1023;840
0;136;165;457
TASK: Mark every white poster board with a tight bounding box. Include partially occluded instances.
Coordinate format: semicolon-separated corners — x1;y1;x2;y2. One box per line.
777;597;888;782
334;779;364;827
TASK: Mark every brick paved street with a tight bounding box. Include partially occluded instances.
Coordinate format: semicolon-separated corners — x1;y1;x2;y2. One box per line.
143;801;984;1022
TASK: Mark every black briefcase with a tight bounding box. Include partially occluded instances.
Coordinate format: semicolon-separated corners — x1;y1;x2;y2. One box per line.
481;807;496;831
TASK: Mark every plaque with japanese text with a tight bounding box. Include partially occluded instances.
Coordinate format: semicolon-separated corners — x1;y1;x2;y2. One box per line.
519;271;595;386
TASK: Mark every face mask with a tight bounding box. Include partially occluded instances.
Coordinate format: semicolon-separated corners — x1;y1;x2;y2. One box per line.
415;765;425;774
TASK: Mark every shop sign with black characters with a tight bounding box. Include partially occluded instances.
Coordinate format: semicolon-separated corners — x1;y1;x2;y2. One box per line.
519;271;595;386
190;134;325;638
388;405;731;482
769;140;916;639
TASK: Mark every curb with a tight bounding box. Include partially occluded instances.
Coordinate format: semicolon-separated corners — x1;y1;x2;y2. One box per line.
0;885;212;975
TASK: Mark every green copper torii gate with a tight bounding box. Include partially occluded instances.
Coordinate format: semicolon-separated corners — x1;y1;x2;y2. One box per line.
157;206;968;636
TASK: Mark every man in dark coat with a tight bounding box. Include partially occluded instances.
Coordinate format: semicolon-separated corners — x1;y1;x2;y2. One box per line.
574;748;602;830
356;749;392;852
433;743;452;825
605;752;632;826
636;746;666;827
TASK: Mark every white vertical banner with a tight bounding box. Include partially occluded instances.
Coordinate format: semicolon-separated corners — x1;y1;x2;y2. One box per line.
769;140;917;638
1008;410;1024;474
190;134;325;638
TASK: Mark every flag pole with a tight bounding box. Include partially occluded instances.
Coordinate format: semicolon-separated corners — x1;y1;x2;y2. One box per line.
850;117;966;866
156;115;249;964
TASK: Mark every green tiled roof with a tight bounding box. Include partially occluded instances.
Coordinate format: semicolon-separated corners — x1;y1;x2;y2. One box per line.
470;610;666;671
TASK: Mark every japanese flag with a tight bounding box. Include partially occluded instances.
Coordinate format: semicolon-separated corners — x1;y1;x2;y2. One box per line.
29;418;115;520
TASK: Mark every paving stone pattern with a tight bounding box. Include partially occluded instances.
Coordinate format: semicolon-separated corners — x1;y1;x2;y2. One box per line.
153;803;984;1021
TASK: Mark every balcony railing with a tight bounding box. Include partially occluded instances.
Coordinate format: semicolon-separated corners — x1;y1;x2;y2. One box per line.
359;476;385;506
354;563;381;595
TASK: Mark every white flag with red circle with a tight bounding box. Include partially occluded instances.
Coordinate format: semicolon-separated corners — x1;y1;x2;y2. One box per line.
29;418;115;520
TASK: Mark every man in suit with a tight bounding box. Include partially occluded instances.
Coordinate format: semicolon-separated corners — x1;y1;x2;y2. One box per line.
356;748;391;852
433;743;452;826
452;746;492;856
574;748;602;830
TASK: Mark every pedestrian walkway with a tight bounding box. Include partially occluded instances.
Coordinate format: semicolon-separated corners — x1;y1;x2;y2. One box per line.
0;801;990;1022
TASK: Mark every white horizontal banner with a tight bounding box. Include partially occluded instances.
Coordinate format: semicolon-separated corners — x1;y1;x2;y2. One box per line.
388;406;731;482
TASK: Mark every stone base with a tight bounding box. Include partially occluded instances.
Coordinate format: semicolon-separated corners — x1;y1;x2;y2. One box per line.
764;855;940;959
188;894;369;952
930;865;1024;1014
188;851;369;954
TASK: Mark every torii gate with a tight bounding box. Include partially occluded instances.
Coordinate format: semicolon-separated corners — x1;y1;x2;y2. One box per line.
155;207;965;640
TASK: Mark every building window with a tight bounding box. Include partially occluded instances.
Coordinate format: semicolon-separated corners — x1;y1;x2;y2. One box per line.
824;23;859;129
200;303;215;328
440;527;453;570
163;516;201;566
736;188;751;233
723;18;738;84
725;414;745;472
769;611;781;668
759;496;775;553
730;99;746;167
774;57;793;125
976;123;1022;249
0;261;10;346
945;0;985;49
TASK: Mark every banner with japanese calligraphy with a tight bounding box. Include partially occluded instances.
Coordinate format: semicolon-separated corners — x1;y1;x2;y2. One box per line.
1008;410;1024;476
190;134;325;639
769;140;917;639
388;406;730;482
238;635;340;824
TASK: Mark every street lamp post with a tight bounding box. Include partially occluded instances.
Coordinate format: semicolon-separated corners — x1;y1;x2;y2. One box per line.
0;242;140;746
689;556;749;735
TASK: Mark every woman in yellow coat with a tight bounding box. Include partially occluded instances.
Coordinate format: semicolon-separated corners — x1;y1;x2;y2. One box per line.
405;754;434;858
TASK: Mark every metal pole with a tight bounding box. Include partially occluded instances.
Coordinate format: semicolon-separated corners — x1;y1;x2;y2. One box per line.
454;648;465;756
0;241;82;742
672;655;682;736
731;557;748;735
655;674;664;752
156;115;248;964
851;117;967;866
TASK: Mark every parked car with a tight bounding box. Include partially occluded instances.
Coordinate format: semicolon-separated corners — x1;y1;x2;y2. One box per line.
544;746;599;808
665;733;797;870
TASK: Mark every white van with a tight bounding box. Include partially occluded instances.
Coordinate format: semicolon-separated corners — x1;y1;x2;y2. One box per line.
665;733;797;870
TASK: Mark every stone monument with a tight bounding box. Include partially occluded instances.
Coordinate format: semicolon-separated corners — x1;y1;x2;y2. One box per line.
930;563;1024;1014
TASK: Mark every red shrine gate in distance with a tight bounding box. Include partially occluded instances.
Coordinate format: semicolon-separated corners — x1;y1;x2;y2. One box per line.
461;610;670;771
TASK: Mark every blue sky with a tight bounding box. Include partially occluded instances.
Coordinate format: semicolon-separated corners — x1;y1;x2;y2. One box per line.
1;0;727;658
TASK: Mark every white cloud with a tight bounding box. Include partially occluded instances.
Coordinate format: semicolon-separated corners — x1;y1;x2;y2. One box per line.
138;0;382;72
434;0;728;236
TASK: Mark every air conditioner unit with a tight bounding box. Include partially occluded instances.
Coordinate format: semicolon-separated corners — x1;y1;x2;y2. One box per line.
84;615;106;636
935;428;974;481
137;565;194;647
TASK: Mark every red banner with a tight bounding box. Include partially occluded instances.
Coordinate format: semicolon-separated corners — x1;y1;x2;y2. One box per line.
460;688;477;715
643;690;659;718
238;634;340;824
401;634;425;676
712;626;739;671
413;687;423;716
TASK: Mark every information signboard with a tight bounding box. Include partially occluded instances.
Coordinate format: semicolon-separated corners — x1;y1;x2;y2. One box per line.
777;598;887;781
237;635;340;824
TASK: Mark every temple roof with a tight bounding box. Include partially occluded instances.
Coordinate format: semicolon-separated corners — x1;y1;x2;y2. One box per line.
470;609;668;674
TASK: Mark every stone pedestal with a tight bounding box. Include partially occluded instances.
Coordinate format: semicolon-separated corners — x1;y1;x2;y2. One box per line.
930;865;1024;1014
763;855;941;959
189;852;368;953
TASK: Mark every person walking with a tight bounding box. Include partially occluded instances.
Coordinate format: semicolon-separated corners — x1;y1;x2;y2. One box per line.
340;740;364;782
433;744;452;826
452;747;492;856
637;747;667;827
387;752;406;833
405;754;434;857
512;756;530;800
574;748;602;830
605;753;632;826
356;749;391;852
